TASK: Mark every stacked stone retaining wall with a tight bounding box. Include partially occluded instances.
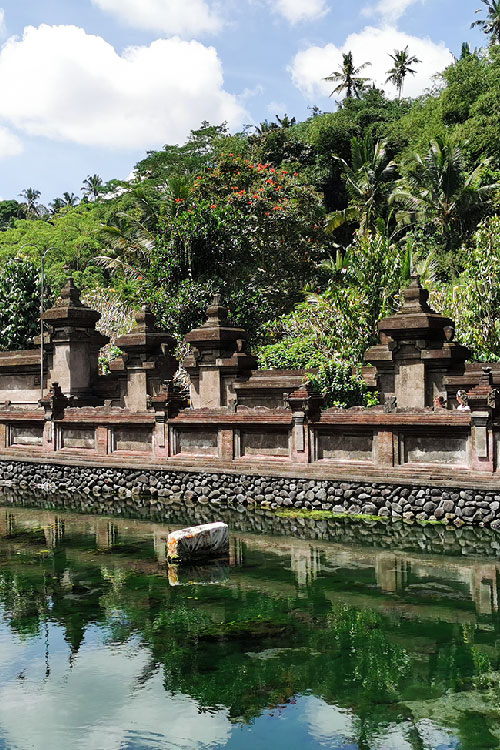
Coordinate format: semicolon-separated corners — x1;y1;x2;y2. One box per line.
1;459;500;532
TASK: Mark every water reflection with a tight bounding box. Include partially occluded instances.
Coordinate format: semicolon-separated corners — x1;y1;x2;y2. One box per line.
1;505;500;749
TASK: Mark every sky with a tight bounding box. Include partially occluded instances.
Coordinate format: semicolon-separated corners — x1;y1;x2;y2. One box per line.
0;0;487;205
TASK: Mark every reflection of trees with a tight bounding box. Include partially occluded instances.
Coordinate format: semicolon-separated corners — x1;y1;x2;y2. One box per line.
0;571;49;637
1;534;500;748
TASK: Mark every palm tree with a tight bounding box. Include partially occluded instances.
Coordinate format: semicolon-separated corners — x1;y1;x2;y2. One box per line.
95;183;161;279
82;174;103;201
324;51;371;99
49;197;65;215
471;0;500;45
18;188;47;219
391;136;498;249
328;135;397;233
385;46;421;98
62;192;79;207
254;114;296;135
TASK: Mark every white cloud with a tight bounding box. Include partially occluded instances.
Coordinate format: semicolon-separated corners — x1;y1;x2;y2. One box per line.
270;0;329;24
0;125;23;159
289;26;454;100
0;9;6;37
0;24;245;150
91;0;223;37
267;101;288;117
362;0;424;23
304;696;356;745
0;634;231;750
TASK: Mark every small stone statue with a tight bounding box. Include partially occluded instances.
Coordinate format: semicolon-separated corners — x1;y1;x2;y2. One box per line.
384;395;397;414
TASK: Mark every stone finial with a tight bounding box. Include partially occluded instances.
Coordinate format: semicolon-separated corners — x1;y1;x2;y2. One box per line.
42;276;101;327
57;277;84;309
204;294;229;328
400;274;433;314
134;304;157;333
481;366;493;386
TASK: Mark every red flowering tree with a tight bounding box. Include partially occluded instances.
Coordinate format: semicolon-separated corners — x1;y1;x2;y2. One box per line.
148;154;331;338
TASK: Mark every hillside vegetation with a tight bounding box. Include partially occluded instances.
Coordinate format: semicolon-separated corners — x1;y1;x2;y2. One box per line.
2;38;500;405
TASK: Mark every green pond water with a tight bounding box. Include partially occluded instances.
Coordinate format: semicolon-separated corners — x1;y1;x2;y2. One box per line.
1;503;500;749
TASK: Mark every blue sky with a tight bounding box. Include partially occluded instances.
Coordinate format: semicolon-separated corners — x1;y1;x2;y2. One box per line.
0;0;487;205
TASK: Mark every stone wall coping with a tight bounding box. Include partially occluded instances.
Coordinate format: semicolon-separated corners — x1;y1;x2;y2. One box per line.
0;412;44;421
0;350;41;368
0;411;154;424
315;411;472;426
171;411;292;424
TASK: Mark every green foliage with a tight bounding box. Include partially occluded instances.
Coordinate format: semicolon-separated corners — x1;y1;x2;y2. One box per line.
0;202;113;295
258;230;405;406
147;278;217;338
431;216;500;360
307;362;379;408
323;606;411;699
148;153;328;340
0;258;40;351
331;134;397;232
391;135;497;272
0;200;22;230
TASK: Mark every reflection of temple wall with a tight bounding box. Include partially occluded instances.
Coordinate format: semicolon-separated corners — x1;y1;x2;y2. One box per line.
44;517;65;549
229;537;244;567
375;554;408;593
154;530;168;564
290;547;321;587
471;565;499;615
0;510;15;537
95;521;118;550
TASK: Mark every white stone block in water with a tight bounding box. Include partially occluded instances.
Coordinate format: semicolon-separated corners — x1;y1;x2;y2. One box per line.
167;522;229;562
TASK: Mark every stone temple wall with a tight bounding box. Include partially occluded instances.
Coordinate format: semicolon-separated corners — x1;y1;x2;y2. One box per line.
1;275;500;491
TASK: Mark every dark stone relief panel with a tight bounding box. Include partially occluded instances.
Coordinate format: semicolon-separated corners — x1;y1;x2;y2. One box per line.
175;427;219;456
61;427;96;450
403;435;468;466
240;429;289;458
113;426;153;453
9;425;43;447
317;431;373;462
